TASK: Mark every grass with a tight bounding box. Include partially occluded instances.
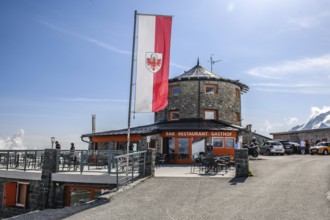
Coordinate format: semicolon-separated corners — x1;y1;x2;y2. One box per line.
248;166;253;177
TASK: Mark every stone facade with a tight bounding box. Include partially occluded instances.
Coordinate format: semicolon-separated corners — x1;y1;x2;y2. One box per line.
0;149;57;218
0;178;41;218
240;130;272;145
271;128;330;146
155;79;242;126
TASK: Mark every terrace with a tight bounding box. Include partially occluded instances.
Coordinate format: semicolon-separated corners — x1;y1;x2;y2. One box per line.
0;150;148;185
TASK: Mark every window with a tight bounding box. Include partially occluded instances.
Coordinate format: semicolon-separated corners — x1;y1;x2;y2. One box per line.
169;111;179;121
213;137;224;148
204;110;216;120
235;88;240;98
169;138;175;153
178;138;189;159
3;182;28;208
66;186;111;206
170;86;180;96
225;138;235;148
204;85;217;94
235;112;240;123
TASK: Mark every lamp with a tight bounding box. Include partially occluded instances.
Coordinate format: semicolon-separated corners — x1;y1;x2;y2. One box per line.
51;137;55;149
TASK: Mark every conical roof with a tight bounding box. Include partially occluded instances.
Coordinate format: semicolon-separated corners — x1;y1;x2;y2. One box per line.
171;61;220;81
170;61;249;93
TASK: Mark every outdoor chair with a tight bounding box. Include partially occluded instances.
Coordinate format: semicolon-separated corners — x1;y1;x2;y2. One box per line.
215;158;228;173
190;154;204;173
203;157;217;174
61;154;79;171
155;154;166;167
168;153;177;164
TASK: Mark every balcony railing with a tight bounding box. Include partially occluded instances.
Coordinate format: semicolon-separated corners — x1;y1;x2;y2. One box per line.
0;149;147;175
0;150;44;171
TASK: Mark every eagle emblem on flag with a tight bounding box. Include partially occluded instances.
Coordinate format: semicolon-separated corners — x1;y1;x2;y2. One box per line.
145;52;163;73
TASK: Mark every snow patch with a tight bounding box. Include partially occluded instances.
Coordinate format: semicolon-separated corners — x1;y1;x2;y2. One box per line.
290;106;330;131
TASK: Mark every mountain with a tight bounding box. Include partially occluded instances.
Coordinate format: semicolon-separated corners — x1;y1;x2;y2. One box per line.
290;110;330;131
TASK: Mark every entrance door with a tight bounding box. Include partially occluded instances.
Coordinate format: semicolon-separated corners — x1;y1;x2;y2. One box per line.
162;137;192;164
177;138;190;163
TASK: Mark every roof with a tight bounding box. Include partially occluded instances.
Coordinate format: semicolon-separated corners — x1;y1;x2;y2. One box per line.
172;63;220;80
81;118;243;138
170;61;249;93
270;127;330;136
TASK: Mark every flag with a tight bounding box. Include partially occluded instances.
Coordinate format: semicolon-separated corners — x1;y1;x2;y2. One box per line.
135;14;172;112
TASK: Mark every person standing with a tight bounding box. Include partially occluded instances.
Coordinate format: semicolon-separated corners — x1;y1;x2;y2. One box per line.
70;143;75;152
55;141;61;150
207;144;213;155
235;138;241;149
300;140;305;155
70;143;77;165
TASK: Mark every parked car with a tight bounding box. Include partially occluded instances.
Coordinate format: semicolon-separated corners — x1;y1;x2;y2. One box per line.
259;141;285;155
278;140;294;155
289;142;300;154
309;142;330;155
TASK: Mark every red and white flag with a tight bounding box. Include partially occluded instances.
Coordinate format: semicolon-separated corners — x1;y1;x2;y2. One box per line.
135;14;172;112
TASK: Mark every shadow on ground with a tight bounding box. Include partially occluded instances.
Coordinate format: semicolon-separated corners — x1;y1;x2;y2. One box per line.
229;177;248;185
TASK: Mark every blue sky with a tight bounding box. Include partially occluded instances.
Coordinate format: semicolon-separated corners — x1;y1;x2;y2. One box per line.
1;0;330;149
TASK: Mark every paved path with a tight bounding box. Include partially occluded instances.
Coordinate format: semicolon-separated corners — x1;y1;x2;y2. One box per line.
64;155;330;220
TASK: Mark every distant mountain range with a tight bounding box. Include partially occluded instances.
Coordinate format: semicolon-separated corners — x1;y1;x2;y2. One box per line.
290;110;330;131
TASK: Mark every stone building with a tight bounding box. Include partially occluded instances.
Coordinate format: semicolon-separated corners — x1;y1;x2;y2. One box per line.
271;128;330;146
155;60;248;125
82;61;261;163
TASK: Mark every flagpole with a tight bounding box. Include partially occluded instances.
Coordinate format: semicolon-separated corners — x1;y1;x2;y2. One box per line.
126;10;137;177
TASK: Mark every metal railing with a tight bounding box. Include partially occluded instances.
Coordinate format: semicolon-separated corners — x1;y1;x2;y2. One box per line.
0;150;44;171
0;149;148;186
114;151;147;186
56;150;127;173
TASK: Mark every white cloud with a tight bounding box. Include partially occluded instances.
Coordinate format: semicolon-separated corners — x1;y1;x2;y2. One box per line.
247;54;330;94
260;120;284;133
170;62;189;70
55;97;128;103
251;83;323;88
310;106;330;119
288;11;330;29
39;20;130;55
0;129;25;150
251;83;330;94
285;117;298;126
81;37;131;55
23;134;89;150
247;54;330;79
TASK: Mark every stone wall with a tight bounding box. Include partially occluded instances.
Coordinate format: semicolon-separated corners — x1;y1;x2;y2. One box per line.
0;149;58;218
144;148;155;177
0;178;41;218
240;131;272;145
234;149;249;177
272;128;330;146
155;79;242;125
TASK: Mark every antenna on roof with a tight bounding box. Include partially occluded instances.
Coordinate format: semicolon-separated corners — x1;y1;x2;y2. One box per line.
209;54;221;73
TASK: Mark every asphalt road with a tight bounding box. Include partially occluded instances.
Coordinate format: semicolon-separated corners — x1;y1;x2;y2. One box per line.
65;155;330;220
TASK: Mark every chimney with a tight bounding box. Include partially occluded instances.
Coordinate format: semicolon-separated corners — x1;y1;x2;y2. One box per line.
92;114;96;133
246;124;252;132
